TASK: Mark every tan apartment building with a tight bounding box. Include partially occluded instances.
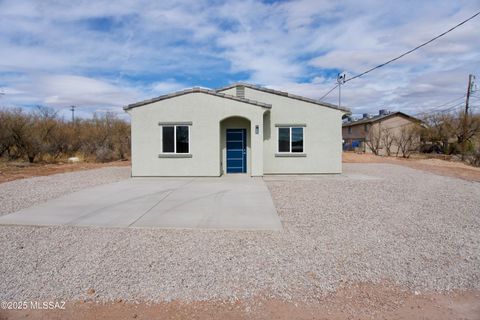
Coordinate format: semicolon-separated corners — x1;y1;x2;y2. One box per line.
342;110;422;155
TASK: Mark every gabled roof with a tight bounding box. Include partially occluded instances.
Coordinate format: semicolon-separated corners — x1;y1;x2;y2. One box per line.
342;112;421;127
215;82;350;113
123;87;272;111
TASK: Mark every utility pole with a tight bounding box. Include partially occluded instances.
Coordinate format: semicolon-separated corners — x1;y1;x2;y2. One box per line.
337;73;346;108
461;74;475;160
70;105;76;122
465;74;474;115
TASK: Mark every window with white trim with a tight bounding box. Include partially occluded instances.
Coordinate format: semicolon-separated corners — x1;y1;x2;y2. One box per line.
278;127;304;153
162;125;190;153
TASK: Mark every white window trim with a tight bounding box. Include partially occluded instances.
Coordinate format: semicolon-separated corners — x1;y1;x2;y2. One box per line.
160;124;191;154
277;126;305;153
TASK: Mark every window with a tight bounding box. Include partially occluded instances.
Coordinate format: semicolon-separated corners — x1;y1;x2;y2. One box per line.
162;125;189;153
364;124;369;132
278;128;290;152
348;127;352;134
278;127;304;153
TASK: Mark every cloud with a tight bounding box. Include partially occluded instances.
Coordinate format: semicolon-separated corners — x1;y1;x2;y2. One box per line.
150;80;188;94
0;0;479;117
1;74;140;109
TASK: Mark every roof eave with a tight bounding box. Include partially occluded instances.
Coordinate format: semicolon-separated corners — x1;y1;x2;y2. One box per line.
216;82;351;113
123;87;272;111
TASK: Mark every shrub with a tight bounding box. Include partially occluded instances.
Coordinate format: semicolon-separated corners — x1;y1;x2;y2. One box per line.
0;107;130;163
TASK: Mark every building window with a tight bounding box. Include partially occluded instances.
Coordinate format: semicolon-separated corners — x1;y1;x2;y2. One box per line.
278;127;304;153
348;127;352;134
162;125;190;153
364;124;369;132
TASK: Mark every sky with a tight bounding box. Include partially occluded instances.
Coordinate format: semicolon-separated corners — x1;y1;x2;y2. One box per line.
0;0;479;119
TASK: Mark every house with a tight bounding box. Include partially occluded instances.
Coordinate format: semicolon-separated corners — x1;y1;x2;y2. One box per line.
342;110;422;155
124;83;349;177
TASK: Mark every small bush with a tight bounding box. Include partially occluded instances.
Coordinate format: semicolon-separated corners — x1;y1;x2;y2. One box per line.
468;149;480;167
95;146;116;163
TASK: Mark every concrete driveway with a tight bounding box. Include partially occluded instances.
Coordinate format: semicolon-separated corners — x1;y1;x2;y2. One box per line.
0;175;282;230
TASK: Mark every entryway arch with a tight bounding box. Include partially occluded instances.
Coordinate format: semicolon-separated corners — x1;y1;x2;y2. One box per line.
219;116;251;175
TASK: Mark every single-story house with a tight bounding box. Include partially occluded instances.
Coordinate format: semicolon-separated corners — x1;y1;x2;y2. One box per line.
124;83;349;177
342;110;422;154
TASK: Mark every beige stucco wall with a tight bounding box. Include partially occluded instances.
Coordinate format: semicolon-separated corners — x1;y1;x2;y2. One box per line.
128;92;266;176
343;122;369;141
372;116;420;155
219;87;345;174
375;115;414;132
219;87;236;96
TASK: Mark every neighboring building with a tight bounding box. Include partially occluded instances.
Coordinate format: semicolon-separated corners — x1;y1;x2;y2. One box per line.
124;83;349;177
342;110;422;155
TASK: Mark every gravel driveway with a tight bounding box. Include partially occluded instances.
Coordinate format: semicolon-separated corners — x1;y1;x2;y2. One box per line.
0;163;479;303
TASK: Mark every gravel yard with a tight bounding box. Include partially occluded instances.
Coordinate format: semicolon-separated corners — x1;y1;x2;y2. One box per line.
0;163;479;303
0;167;130;216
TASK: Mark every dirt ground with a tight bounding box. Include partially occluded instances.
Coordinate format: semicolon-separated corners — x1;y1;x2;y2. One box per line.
343;152;480;182
0;160;131;184
1;283;479;320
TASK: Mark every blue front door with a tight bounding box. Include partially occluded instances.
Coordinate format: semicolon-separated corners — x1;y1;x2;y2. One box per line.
226;129;247;173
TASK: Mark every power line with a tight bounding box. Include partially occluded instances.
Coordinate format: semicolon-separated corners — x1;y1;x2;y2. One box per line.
344;11;480;83
358;94;466;118
417;94;466;113
320;10;480;100
319;84;339;101
412;94;467;115
436;102;465;113
413;100;465;116
362;104;465;130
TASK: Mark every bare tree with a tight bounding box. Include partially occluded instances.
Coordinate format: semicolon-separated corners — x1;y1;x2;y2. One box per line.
421;113;455;154
455;112;480;160
381;127;395;156
365;125;382;155
394;124;421;158
0;108;15;157
470;134;480;166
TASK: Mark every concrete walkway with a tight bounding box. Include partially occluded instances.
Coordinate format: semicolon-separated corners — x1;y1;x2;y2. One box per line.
0;175;282;230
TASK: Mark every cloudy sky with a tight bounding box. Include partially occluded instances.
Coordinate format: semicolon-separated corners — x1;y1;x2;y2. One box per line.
0;0;479;119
